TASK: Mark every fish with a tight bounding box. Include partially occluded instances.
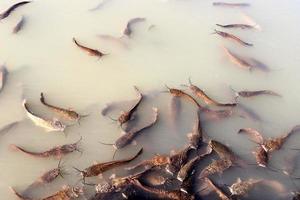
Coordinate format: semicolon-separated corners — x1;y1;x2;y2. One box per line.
0;65;8;93
132;179;195;200
167;145;193;174
113;107;158;149
0;121;19;135
187;110;203;149
123;18;146;37
73;38;107;58
252;146;268;168
10;185;83;200
223;46;253;69
13;16;26;34
0;1;31;20
239;125;300;153
126;154;170;171
229;178;262;197
22;99;66;132
214;30;253;46
212;2;250;7
23;159;66;194
230;88;281;99
199;158;232;178
74;148;143;182
40;92;87;122
198;177;231;200
10;137;82;159
165;85;203;108
89;0;112;11
111;86;143;126
177;146;212;182
216;23;255;29
169;96;181;129
238;128;264;144
209;140;238;162
184;78;237;107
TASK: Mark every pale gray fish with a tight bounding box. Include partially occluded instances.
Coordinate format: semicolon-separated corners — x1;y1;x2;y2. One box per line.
0;121;19;135
89;0;112;11
13;15;26;34
236;103;262;121
123;17;146;37
248;58;270;72
169;96;181;129
0;65;8;93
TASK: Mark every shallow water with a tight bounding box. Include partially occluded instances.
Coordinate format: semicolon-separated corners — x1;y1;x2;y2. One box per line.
0;0;300;199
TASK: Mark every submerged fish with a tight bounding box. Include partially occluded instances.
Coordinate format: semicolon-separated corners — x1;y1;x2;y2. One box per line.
10;185;83;200
214;30;253;46
40;92;86;122
229;178;262;197
10;137;82;159
123;18;146;37
23;99;66;132
0;65;8;93
13;15;26;34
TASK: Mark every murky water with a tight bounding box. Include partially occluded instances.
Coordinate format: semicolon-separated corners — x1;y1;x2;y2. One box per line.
0;0;300;199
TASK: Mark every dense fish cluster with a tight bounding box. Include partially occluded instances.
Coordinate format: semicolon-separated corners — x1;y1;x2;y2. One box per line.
0;1;299;200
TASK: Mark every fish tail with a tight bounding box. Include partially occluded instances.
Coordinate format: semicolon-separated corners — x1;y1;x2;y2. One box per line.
128;148;143;161
40;92;46;104
9;187;31;200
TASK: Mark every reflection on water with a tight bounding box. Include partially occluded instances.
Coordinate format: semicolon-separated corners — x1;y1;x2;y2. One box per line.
0;0;300;199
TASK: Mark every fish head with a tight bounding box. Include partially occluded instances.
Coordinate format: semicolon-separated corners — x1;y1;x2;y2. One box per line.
53;118;66;131
71;186;84;197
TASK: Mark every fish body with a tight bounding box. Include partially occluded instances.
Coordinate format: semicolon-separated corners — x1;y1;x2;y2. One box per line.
123;18;146;37
73;38;106;58
229;178;261;197
79;148;142;178
114;107;158;149
199;159;232;178
40;93;80;121
0;1;31;20
13;16;26;33
213;2;250;7
0;65;8;92
216;23;255;29
215;30;253;46
23;99;66;132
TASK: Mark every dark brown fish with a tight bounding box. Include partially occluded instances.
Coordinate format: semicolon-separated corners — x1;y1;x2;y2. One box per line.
40;92;86;122
0;1;31;20
167;145;193;174
112;86;143;126
123;18;146;37
177;146;212;182
126;154;170;171
13;16;26;34
214;29;253;46
209;140;237;162
213;2;250;7
199;177;231;200
74;148;142;182
165;85;203;108
239;125;300;153
132;179;195;200
199;158;232;178
231;88;281;99
113;107;158;149
24;160;65;194
10;185;83;200
216;23;255;29
10;137;82;159
73;38;107;58
252;146;268;168
229;178;262;197
187;110;203;149
184;78;236;107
